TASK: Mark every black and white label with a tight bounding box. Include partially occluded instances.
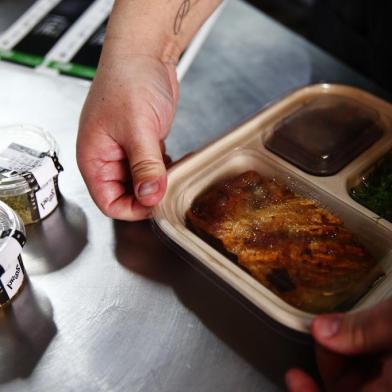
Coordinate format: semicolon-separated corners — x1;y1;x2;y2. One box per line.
1;257;25;300
0;143;63;220
0;231;26;302
36;178;58;218
0;143;60;188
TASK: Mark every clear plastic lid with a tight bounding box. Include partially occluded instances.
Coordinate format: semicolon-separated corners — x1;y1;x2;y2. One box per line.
154;84;392;332
350;150;392;223
0;124;59;197
264;95;384;176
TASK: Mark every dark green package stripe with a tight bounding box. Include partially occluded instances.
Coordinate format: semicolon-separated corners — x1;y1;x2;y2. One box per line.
0;49;44;67
47;60;96;79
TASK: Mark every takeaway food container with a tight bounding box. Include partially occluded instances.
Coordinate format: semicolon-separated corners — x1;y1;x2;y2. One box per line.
153;84;392;333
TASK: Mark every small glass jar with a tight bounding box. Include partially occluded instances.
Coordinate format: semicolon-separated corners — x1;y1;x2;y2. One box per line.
0;124;63;225
0;200;27;308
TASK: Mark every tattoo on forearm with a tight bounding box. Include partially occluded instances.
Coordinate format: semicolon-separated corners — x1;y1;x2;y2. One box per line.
174;0;199;35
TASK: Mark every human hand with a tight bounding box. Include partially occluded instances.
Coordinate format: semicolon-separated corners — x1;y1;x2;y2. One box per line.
286;296;392;392
77;51;178;221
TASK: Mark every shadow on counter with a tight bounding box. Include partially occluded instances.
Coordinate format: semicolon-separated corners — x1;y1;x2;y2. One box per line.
114;220;319;389
23;198;88;275
0;281;57;383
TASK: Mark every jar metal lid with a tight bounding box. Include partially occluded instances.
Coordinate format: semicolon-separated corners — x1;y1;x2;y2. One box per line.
0;124;59;197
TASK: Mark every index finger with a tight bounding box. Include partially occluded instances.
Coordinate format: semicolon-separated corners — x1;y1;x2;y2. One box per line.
81;157;153;221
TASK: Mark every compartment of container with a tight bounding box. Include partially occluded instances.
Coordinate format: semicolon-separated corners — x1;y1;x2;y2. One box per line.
349;150;392;224
264;94;385;176
0;124;64;225
154;84;392;332
155;148;392;332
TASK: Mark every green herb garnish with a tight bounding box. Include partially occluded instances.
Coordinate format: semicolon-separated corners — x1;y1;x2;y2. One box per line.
350;152;392;222
0;193;34;224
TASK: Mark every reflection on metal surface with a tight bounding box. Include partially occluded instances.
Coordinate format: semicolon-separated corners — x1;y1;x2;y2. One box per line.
0;0;36;33
114;220;315;388
23;197;87;275
114;220;177;282
0;281;56;383
1;0;387;389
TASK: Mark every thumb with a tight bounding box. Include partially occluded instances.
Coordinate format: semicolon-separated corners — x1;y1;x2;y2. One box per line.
311;297;392;355
124;125;167;207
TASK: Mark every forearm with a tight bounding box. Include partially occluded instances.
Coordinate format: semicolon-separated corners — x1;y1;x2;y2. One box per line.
102;0;222;64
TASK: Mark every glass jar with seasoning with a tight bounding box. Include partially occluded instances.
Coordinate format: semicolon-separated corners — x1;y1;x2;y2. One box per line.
0;124;63;225
0;200;27;308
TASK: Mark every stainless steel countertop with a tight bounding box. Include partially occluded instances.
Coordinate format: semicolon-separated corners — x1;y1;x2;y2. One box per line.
0;0;36;32
0;1;388;391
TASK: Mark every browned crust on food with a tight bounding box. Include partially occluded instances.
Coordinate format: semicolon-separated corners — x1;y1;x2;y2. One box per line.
186;171;381;313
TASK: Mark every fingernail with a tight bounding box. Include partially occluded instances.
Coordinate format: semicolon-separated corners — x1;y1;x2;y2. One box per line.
138;180;160;197
316;315;342;339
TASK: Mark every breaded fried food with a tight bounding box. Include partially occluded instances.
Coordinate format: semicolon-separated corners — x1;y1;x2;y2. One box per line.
186;171;380;313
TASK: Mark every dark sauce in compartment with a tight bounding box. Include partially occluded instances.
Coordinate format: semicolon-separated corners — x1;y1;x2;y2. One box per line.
351;151;392;222
265;95;384;176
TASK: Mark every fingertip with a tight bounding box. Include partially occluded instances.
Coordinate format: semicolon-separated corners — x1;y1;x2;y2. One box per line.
285;369;320;392
285;369;299;389
135;175;167;207
311;314;343;343
90;180;153;221
107;196;153;221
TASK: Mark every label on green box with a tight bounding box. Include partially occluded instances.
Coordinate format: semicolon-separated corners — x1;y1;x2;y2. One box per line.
48;60;96;79
0;49;44;67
